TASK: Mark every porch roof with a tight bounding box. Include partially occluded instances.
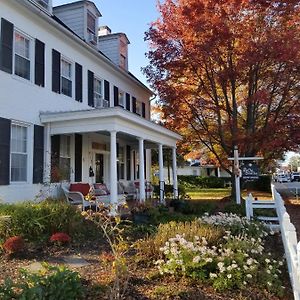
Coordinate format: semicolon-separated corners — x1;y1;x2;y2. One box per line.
40;107;182;148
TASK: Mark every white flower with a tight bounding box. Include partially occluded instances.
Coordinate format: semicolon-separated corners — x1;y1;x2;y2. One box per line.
246;274;252;279
193;256;201;263
227;274;232;279
265;258;270;263
210;273;217;278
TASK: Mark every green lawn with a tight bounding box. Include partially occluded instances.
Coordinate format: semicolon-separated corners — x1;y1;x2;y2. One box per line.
186;188;272;201
186;188;231;200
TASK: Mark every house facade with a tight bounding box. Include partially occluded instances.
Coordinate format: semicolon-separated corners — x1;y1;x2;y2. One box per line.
0;0;181;204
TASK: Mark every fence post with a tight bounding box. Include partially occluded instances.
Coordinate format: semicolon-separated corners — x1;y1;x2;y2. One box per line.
246;193;254;220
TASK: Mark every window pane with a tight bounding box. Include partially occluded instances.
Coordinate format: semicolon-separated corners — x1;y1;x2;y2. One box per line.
61;60;71;78
61;77;72;97
59;157;70;181
87;12;96;33
11;153;27;182
15;55;30;80
94;78;102;95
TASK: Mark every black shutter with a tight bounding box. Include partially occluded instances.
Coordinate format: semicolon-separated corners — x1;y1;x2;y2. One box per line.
114;86;119;106
142;103;146;118
132;97;137;113
52;49;61;93
75;134;82;182
88;70;94;107
51;135;60;183
33;125;44;184
35;39;45;87
104;80;110;104
0;117;11;185
0;18;14;74
126;93;130;111
75;63;83;102
126;145;131;180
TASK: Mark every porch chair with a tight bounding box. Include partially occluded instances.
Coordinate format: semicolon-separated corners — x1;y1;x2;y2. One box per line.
93;183;126;207
62;183;97;211
123;181;138;200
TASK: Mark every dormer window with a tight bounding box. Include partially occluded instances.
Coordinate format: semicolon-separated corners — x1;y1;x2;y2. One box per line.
87;12;96;34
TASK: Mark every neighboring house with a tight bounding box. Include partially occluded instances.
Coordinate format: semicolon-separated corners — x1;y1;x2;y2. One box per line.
0;0;181;204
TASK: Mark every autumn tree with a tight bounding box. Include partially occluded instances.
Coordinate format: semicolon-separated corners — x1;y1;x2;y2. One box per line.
144;0;300;175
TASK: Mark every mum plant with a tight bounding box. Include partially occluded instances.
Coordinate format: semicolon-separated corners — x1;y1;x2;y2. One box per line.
49;232;71;245
3;236;25;255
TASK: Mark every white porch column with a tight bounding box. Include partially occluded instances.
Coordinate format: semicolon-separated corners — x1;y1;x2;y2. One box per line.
138;138;146;202
172;147;179;199
158;143;165;203
43;123;51;183
110;131;118;214
130;150;135;181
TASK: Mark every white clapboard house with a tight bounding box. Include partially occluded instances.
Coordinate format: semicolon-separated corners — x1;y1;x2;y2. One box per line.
0;0;181;204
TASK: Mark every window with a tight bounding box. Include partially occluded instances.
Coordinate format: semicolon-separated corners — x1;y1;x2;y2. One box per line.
87;12;96;34
61;58;72;97
120;54;126;69
59;135;71;181
14;31;31;80
117;146;125;180
10;124;28;182
136;101;142;115
118;91;125;107
94;77;108;108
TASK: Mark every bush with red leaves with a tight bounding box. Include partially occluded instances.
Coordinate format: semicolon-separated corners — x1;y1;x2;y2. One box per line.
3;236;25;254
49;232;71;244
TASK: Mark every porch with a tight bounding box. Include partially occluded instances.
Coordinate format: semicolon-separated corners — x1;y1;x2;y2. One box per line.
40;107;181;210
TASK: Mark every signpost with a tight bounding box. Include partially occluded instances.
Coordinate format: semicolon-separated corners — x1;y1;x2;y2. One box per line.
228;146;263;205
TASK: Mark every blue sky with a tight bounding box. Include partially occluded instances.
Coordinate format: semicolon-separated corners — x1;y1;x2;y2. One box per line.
53;0;159;86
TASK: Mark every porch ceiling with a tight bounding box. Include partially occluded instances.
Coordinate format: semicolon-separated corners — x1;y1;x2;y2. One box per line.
40;107;182;148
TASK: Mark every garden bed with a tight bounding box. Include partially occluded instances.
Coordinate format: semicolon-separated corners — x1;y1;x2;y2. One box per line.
0;200;293;299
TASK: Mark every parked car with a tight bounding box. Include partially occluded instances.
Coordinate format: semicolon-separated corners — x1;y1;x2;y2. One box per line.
291;172;300;182
277;174;289;183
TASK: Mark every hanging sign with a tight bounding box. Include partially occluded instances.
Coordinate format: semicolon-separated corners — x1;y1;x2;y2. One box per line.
241;162;259;180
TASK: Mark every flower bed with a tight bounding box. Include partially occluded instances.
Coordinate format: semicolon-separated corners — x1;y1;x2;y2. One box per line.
153;213;286;297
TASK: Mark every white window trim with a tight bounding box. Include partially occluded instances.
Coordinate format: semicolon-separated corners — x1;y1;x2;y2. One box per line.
13;29;34;83
10;121;33;185
60;56;73;98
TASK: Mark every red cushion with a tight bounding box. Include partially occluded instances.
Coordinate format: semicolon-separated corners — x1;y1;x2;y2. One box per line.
70;183;90;196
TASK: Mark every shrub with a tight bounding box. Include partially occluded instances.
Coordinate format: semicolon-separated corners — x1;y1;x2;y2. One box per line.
0;200;83;242
3;236;25;254
178;176;231;189
153;184;188;199
0;263;83;299
50;232;71;244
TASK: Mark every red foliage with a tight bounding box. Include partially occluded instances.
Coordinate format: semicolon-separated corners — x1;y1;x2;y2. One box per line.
3;236;25;254
99;251;115;263
50;232;71;244
145;0;300;171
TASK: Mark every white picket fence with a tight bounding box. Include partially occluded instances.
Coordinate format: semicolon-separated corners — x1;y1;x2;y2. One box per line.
246;184;300;299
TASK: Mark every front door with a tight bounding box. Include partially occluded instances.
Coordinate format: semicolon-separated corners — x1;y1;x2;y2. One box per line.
95;153;104;183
